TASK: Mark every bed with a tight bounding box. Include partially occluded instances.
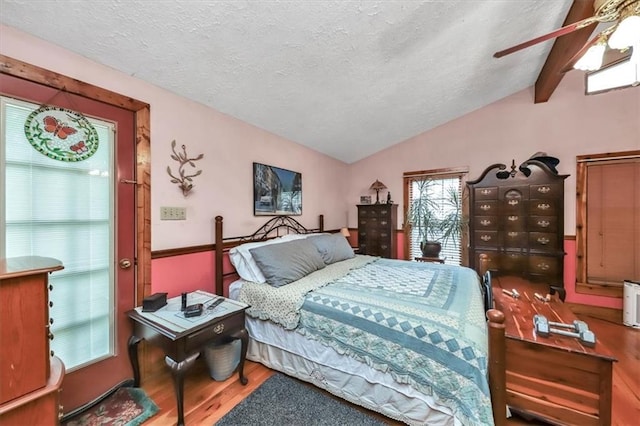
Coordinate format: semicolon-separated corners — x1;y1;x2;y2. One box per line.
214;215;506;426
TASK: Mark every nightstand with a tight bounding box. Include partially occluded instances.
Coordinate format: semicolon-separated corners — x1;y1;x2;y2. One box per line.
127;291;248;426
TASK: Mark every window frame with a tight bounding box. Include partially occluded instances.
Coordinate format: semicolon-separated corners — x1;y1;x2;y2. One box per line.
403;167;469;265
575;150;640;298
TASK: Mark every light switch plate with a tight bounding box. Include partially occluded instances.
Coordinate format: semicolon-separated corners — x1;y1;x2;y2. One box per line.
160;206;186;220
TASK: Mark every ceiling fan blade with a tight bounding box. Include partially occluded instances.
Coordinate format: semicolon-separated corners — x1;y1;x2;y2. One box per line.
560;34;601;73
493;16;599;58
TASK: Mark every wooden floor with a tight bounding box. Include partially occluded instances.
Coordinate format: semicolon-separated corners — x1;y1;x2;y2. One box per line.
142;315;639;425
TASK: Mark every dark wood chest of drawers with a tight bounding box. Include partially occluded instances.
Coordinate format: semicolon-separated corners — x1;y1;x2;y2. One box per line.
357;204;397;258
467;160;568;290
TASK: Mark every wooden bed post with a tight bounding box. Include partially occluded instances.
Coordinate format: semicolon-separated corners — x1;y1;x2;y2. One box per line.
215;215;223;296
478;253;506;425
487;309;506;426
318;214;324;232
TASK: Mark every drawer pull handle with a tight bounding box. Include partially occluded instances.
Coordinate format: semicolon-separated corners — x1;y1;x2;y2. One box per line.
537;237;550;245
537;263;550;271
508;199;519;206
537;220;550;227
508;232;518;237
213;323;225;334
481;235;492;242
480;204;491;211
480;219;491;226
537;186;551;193
537;203;551;210
481;189;492;195
508;215;518;221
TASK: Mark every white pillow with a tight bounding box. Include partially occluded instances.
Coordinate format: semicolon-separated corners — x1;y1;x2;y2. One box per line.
229;233;325;283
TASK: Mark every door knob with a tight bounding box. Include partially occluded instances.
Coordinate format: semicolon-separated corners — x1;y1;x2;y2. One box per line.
119;258;132;269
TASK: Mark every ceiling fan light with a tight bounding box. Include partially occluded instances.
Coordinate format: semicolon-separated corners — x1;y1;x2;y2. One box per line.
608;15;640;49
574;43;606;71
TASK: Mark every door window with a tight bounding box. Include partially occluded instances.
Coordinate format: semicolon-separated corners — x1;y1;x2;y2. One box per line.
1;96;115;370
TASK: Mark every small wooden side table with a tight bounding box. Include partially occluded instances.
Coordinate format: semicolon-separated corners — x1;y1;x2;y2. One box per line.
127;291;248;426
414;256;445;264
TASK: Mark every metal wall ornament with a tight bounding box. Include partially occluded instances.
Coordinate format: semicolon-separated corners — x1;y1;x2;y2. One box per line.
166;140;204;196
24;106;99;162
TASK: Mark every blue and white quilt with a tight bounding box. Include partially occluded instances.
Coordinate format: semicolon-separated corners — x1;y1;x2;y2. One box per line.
239;256;492;426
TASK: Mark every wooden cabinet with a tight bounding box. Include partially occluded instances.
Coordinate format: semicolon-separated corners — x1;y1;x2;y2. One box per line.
357;204;398;258
0;256;65;424
467;160;568;294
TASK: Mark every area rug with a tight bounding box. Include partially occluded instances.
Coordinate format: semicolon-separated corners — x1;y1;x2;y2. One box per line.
63;387;159;426
215;373;387;426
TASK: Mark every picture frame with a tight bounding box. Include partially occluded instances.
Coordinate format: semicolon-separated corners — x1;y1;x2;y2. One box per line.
360;195;372;205
253;162;302;216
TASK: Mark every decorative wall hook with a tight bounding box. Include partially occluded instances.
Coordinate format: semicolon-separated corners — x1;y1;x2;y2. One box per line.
166;140;204;196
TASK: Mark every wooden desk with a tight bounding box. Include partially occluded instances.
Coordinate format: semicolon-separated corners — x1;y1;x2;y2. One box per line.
492;276;617;426
127;291;249;426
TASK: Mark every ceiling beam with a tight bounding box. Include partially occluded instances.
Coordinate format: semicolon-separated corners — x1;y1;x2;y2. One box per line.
534;0;597;103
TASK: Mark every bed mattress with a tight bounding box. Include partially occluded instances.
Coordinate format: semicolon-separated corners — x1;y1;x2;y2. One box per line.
230;280;460;426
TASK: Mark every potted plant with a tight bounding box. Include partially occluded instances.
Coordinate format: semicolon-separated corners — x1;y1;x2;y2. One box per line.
405;179;466;258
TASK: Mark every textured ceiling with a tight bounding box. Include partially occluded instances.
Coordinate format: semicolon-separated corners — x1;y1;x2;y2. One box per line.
0;0;576;163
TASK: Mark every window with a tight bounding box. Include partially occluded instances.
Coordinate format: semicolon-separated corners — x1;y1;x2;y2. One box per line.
1;96;115;370
576;151;640;297
403;167;468;265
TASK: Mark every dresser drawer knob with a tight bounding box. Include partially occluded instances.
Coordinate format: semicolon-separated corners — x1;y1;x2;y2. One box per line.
537;220;550;227
537;237;550;245
480;204;491;211
537;263;550;271
481;235;492;242
508;199;519;206
536;203;551;210
508;232;518;237
537;186;551;194
481;189;492;195
508;215;518;221
480;219;491;226
213;323;225;334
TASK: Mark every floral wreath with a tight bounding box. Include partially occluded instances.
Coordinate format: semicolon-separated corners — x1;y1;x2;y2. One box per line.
24;105;99;162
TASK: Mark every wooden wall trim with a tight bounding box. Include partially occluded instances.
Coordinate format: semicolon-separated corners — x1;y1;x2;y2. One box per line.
152;244;215;259
151;227;344;259
1;55;152;305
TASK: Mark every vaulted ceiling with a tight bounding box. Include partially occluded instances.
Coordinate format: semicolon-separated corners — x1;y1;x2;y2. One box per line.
0;0;602;163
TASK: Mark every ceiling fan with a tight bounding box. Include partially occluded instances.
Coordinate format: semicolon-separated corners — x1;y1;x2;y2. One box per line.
494;0;640;72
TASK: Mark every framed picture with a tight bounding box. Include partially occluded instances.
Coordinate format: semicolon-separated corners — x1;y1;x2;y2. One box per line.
253;162;302;216
360;195;372;205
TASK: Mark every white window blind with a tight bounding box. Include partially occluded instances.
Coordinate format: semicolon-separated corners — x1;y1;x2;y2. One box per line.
406;173;465;265
1;96;115;370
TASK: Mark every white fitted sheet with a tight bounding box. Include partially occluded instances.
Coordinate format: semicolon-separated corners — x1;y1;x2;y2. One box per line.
229;280;460;426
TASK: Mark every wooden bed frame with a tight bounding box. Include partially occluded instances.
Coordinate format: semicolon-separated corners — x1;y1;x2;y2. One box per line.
214;214;506;426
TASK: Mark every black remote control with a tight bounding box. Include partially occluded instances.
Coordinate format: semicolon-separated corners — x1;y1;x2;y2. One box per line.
207;298;225;310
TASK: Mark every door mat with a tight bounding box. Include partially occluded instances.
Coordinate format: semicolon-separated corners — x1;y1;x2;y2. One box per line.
63;387;159;426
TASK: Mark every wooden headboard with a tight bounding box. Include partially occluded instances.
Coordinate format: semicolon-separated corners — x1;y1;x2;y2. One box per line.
214;215;324;295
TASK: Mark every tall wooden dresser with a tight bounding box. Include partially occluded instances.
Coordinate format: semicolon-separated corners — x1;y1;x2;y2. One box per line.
467;160;568;296
357;204;398;258
0;256;65;425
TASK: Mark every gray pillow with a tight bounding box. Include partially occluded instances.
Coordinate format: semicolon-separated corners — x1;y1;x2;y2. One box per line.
308;233;355;264
249;239;326;287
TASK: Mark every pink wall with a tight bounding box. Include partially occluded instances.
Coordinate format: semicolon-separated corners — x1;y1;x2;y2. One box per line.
152;252;216;297
3;24;634;309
